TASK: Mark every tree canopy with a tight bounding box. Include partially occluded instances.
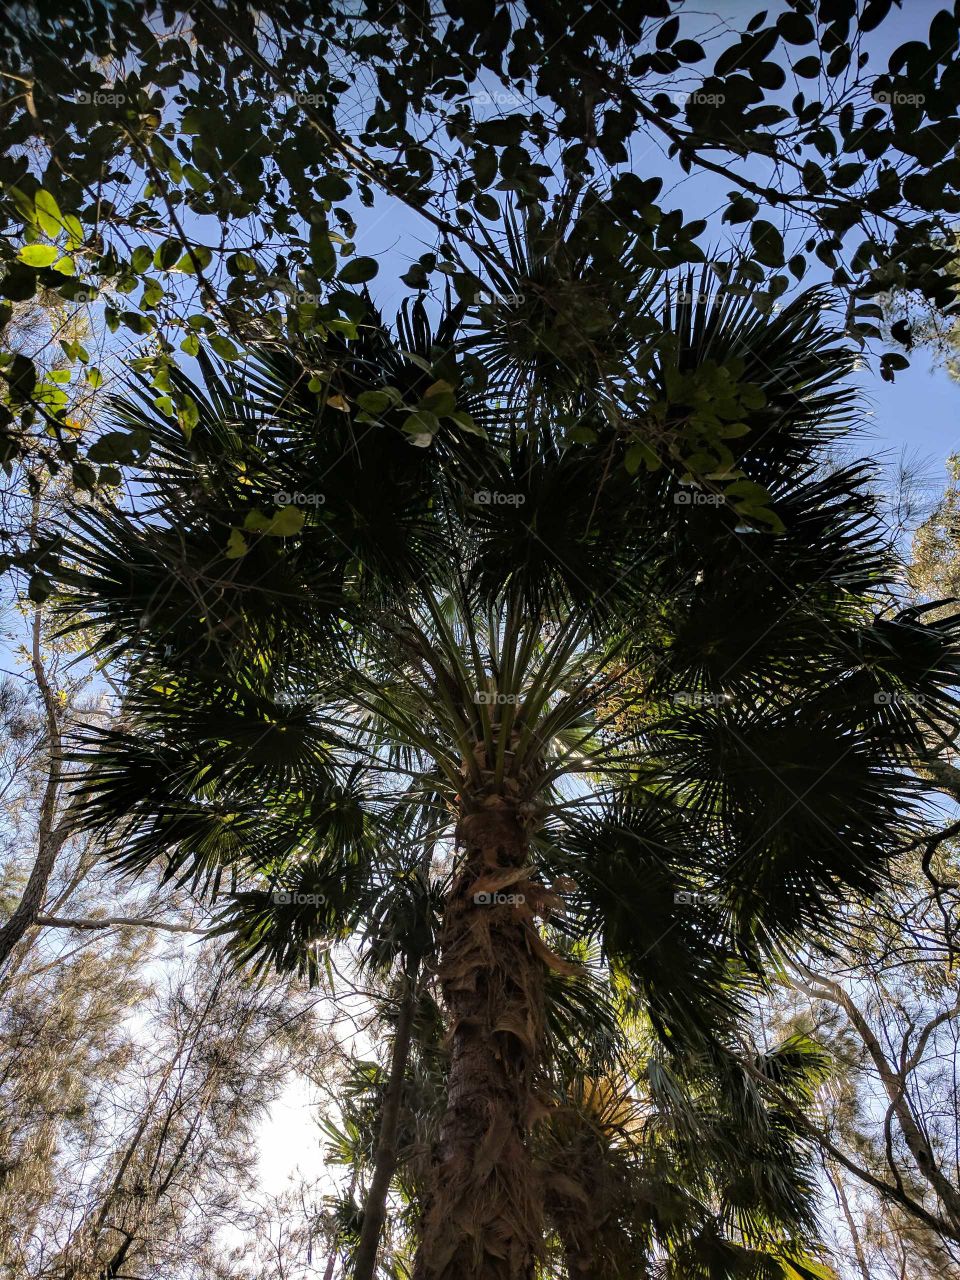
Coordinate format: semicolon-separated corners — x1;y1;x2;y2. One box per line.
4;0;960;594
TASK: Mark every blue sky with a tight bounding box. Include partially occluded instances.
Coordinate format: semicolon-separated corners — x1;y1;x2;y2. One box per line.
56;0;956;533
332;0;960;524
856;349;958;497
709;1;960;495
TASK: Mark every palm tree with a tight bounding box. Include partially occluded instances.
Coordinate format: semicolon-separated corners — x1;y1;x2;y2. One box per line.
57;198;960;1279
329;943;839;1280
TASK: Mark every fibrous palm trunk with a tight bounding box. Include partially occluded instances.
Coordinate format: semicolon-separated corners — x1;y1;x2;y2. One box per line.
414;800;547;1280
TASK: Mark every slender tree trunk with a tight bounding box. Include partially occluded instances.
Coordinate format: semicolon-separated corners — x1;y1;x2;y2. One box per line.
323;1172;358;1280
826;1159;872;1280
323;1167;356;1280
414;802;547;1280
353;979;417;1280
0;606;67;972
354;830;437;1277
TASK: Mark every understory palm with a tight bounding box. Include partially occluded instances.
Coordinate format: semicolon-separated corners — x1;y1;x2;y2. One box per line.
58;205;960;1279
328;966;837;1279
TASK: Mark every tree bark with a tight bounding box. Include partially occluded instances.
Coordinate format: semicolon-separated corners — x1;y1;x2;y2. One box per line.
35;914;212;935
353;980;417;1280
413;803;547;1280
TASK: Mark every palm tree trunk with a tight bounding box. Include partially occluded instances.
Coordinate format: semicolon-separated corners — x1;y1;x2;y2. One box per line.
353;978;417;1280
564;1246;649;1280
563;1247;593;1280
414;803;546;1280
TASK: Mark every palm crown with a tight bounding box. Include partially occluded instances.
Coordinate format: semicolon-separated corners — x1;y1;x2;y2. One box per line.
57;204;960;1279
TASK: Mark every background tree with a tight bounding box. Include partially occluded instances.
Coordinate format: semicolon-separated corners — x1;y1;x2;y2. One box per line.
767;844;960;1276
3;949;336;1279
910;453;960;605
0;344;340;1280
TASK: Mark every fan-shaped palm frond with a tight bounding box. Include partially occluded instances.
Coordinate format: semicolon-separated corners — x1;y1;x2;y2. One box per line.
54;203;960;1280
